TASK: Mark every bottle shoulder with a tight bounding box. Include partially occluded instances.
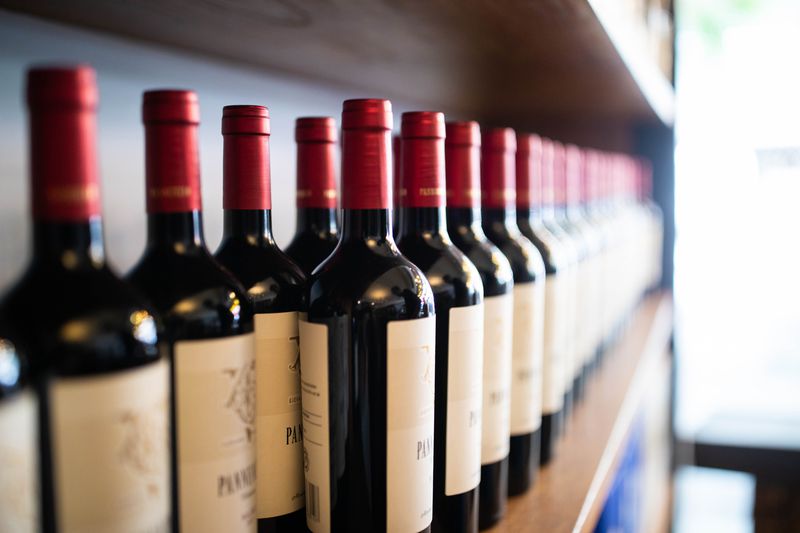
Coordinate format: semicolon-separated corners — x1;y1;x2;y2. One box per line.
483;221;545;284
0;264;161;376
396;232;483;307
215;238;306;314
285;231;340;276
449;226;513;297
307;240;435;319
126;247;253;340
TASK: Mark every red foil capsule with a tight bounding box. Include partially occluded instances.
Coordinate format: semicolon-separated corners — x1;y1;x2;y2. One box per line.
551;141;567;208
392;134;401;209
222;105;271;210
515;132;544;210
564;144;582;208
445;121;481;209
480;127;516;209
399;111;445;208
540;138;556;208
27;64;101;221
142;89;202;214
295;117;338;209
341;99;392;210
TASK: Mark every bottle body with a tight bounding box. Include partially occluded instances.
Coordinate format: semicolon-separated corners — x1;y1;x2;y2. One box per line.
301;210;436;533
0;325;37;533
447;211;514;531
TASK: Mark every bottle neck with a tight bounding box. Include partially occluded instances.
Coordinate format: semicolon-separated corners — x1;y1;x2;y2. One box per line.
482;205;517;229
341;209;393;243
32;218;106;268
398;206;447;238
222;209;275;246
516;206;541;227
146;211;206;252
295;207;338;236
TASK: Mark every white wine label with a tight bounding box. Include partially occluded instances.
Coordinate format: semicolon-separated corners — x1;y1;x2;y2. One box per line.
254;312;304;518
0;390;38;533
298;320;330;533
543;274;567;414
562;264;580;386
445;304;484;496
481;293;513;464
175;335;256;533
387;315;436;532
51;359;170;533
510;282;545;435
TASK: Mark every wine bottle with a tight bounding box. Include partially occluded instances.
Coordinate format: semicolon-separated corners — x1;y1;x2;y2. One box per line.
213;105;307;532
480;128;546;497
126;90;256;533
300;99;436;533
444;121;514;530
395;112;483;533
564;145;603;388
540;139;579;422
0;65;169;533
285;117;340;275
514;133;574;465
0;326;37;532
551;142;589;406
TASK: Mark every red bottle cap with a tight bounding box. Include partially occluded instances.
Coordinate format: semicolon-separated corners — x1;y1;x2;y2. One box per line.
565;144;582;208
515;132;543;209
222;105;271;210
552;141;567;207
445;121;481;209
27;64;101;221
142;89;202;213
480;127;516;209
295;117;338;209
398;111;445;208
341;99;392;210
540;138;555;207
393;134;401;209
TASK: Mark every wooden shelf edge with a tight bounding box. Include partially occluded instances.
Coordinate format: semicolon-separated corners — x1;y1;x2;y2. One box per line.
587;0;676;126
575;293;673;532
488;292;673;533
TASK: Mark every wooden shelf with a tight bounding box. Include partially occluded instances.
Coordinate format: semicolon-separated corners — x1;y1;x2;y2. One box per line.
488;292;673;533
2;0;674;142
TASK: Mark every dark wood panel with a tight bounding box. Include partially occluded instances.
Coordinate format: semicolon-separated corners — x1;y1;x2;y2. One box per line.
1;0;673;133
487;293;673;533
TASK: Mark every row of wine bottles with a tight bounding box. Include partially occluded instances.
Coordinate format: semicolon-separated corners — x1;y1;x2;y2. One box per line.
0;65;662;533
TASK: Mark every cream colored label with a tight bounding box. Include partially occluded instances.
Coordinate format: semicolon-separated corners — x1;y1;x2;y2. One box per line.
51;360;170;533
543;274;567;413
564;266;580;389
254;312;304;518
299;320;330;533
387;316;436;532
481;294;513;464
510;282;545;435
175;335;256;533
0;390;38;533
445;304;483;496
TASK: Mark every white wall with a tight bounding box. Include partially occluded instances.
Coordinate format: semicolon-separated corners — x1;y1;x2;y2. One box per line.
0;10;422;289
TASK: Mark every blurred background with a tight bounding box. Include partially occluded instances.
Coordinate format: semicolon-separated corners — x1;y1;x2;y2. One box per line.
1;0;799;531
673;0;800;531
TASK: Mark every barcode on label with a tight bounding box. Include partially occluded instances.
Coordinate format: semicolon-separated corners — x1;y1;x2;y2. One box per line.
306;481;320;523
